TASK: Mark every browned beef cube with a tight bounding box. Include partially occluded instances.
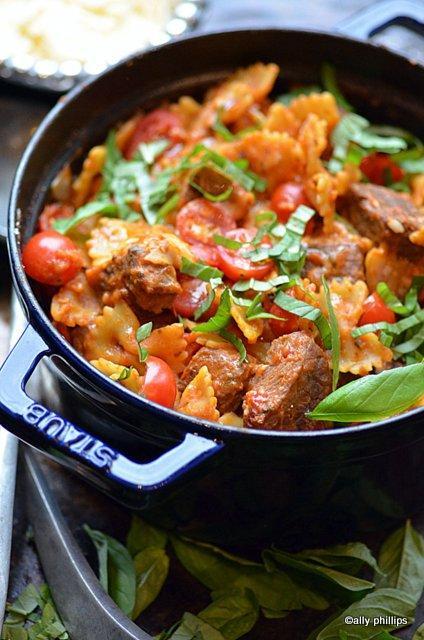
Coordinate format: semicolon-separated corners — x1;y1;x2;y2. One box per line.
243;332;332;431
338;184;424;257
180;346;254;414
304;238;366;286
99;243;181;313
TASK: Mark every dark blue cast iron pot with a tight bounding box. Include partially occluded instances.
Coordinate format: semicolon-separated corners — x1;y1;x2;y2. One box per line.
1;20;424;548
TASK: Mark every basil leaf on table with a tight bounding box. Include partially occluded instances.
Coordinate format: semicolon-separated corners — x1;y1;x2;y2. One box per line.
297;542;381;576
171;536;302;612
263;549;374;598
322;277;341;390
132;547;170;619
126;516;168;557
273;291;332;349
167;612;226;640
308;363;424;422
315;588;415;639
199;589;259;640
375;520;424;604
84;524;136;617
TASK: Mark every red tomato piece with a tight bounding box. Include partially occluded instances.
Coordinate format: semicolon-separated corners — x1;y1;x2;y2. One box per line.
216;228;273;282
141;355;177;408
360;153;404;186
38;203;74;232
270;181;315;234
190;243;221;268
22;230;83;286
173;277;208;318
176;198;235;246
124;109;183;159
265;297;300;336
358;292;396;326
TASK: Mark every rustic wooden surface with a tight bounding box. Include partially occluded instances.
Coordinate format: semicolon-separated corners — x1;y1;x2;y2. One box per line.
1;0;424;637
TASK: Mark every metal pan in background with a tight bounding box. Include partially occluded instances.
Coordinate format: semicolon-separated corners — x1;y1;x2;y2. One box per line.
0;0;206;94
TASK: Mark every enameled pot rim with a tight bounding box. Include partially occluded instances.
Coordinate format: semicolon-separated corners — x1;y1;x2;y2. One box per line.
8;26;424;441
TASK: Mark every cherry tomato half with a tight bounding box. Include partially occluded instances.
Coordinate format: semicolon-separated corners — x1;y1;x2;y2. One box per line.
271;181;315;233
216;228;273;282
360;153;404;186
358;292;396;326
124;109;183;159
176;198;235;246
38;203;74;232
173;277;208;318
190;243;221;268
142;355;177;409
265;297;300;336
22;230;83;286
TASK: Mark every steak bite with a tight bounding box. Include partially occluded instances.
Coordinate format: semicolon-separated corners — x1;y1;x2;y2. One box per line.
304;238;367;285
243;332;332;431
180;346;254;414
338;184;424;257
99;242;182;313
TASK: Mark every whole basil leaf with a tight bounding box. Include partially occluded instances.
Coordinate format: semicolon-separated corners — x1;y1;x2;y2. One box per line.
199;589;259;640
168;612;226;640
126;516;168;557
171;536;302;612
263;550;374;597
297;542;381;576
316;588;415;639
376;520;424;604
132;547;170;619
308;363;424;422
84;525;136;617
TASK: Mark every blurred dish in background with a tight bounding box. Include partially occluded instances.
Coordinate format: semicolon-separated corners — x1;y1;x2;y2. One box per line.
0;0;204;92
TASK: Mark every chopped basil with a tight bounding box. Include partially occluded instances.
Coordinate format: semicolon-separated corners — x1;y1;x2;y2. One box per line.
273;291;331;349
322;277;340;390
137;138;169;165
308;363;424;422
328;113;407;173
321;63;353;112
232;275;290;292
54;200;118;234
376;282;411;316
393;324;424;356
190;181;233;202
277;85;322;106
219;328;247;362
136;322;153;363
194;288;216;321
212;110;236;141
213;234;244;250
352;309;424;339
205;147;267;193
194;288;232;333
110;366;133;382
180;257;224;282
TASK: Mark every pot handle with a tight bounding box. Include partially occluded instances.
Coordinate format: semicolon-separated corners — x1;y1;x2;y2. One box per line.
0;324;223;504
336;0;424;40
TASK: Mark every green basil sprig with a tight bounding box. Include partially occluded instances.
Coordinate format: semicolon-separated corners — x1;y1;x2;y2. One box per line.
308;363;424;422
